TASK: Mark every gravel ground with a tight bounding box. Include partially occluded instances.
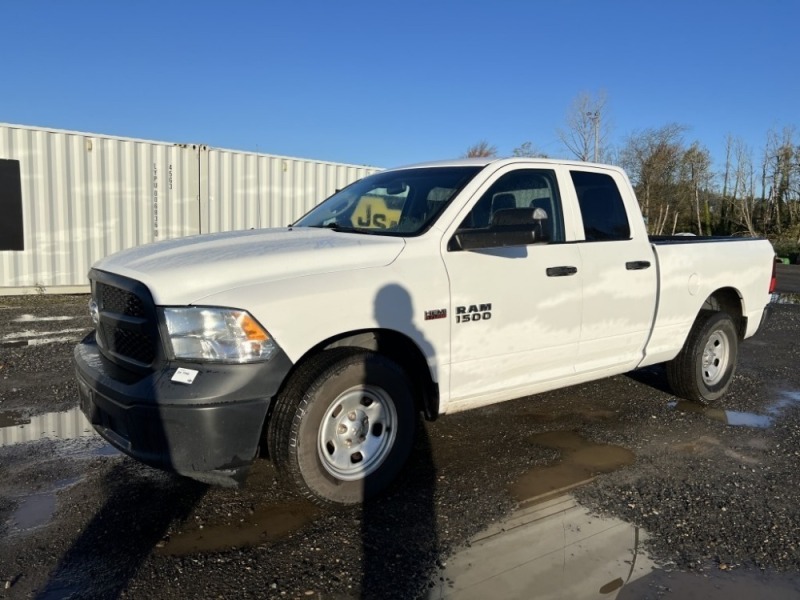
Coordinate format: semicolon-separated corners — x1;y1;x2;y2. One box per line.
575;303;800;573
0;294;92;416
1;294;800;599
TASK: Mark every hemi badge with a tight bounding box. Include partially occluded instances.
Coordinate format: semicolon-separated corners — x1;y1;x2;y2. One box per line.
424;309;447;321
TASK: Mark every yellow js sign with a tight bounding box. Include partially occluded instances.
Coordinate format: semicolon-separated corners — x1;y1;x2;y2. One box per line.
351;195;403;230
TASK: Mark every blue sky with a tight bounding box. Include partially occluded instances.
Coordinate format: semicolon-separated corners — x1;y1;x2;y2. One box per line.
2;1;797;175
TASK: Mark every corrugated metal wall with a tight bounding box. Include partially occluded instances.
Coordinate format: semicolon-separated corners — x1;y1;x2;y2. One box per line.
201;148;377;233
0;124;379;294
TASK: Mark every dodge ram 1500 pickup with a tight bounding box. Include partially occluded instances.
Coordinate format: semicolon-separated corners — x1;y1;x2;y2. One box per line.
74;158;775;505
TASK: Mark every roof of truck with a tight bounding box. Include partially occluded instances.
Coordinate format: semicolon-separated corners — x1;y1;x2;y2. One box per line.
394;157;619;170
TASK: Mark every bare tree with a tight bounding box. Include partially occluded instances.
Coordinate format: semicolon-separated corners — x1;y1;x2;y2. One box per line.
557;90;611;162
681;143;713;235
620;124;686;232
761;127;798;235
511;141;548;158
463;140;498;158
719;134;734;232
730;138;758;236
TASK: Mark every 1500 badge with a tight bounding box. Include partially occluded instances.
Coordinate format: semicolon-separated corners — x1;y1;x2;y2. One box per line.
455;303;492;323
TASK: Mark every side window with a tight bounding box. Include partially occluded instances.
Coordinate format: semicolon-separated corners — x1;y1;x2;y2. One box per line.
458;169;564;243
570;171;631;241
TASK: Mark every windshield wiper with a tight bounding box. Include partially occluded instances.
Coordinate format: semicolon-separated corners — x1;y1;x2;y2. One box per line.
319;222;376;234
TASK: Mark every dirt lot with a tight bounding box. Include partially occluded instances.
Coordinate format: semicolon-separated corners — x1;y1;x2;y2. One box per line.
1;291;799;599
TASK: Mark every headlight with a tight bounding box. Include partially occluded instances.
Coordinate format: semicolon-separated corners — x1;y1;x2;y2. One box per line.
161;307;276;363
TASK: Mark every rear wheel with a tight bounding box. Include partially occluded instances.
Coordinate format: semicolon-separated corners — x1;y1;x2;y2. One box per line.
267;348;416;507
666;310;739;404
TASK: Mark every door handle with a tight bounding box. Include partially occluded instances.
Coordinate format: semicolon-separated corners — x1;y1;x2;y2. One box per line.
546;266;578;277
625;261;651;270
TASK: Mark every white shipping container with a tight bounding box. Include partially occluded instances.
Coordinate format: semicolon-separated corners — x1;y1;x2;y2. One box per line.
0;123;379;294
202;148;377;233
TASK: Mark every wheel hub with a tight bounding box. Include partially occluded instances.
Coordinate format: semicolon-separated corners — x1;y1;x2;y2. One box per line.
336;409;369;447
318;385;398;481
701;330;729;386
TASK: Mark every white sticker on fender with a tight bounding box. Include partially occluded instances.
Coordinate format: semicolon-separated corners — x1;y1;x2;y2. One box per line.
171;368;199;385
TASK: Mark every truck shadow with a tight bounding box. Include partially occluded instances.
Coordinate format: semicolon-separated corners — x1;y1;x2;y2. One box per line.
360;284;440;599
35;463;207;599
625;365;673;396
360;424;438;599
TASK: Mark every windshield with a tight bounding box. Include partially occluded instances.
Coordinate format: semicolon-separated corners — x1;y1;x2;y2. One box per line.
294;166;483;236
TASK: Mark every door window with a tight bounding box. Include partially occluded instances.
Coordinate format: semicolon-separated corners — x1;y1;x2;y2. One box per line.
458;169;564;243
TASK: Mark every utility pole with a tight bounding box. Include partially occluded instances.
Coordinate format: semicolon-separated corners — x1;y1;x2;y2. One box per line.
587;111;600;162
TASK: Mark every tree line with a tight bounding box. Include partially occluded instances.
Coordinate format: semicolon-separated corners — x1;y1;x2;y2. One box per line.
465;92;800;247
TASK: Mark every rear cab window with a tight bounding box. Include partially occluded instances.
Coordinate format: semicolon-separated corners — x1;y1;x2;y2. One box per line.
570;170;631;241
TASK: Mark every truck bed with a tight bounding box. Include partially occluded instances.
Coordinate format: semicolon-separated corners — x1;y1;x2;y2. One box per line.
649;235;766;244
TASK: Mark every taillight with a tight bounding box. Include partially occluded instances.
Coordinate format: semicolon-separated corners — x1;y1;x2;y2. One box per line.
769;258;778;294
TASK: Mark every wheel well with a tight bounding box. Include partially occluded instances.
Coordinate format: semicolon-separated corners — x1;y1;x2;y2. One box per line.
281;329;439;421
702;287;745;337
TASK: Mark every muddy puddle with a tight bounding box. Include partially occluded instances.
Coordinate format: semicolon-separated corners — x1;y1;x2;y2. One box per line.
0;410;27;429
12;314;76;322
7;477;81;536
511;431;635;507
1;407;119;536
1;324;87;348
0;406;118;460
624;566;800;599
771;292;800;305
0;406;102;447
157;501;321;555
0;340;32;348
669;391;800;428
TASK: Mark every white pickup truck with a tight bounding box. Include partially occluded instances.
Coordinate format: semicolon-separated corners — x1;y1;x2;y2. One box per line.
74;158;775;505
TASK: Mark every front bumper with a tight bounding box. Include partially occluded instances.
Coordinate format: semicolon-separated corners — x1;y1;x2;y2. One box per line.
74;332;293;486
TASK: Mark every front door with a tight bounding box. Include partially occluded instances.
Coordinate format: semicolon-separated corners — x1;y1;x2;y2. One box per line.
443;167;583;406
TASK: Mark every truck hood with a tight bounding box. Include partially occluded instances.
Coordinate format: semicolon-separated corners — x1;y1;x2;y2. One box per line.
94;227;406;305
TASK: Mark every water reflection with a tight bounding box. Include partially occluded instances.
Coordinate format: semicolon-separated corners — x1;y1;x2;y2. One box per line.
7;477;81;536
2;407;119;537
669;391;800;428
429;494;654;599
771;292;800;305
0;405;110;449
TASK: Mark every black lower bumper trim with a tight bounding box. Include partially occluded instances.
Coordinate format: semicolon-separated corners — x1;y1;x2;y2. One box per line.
751;304;772;338
74;334;292;485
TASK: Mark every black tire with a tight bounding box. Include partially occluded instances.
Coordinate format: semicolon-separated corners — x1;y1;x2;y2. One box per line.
267;348;416;507
666;310;739;404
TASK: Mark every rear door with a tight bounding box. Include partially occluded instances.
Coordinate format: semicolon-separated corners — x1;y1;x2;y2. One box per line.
442;166;583;406
568;168;657;373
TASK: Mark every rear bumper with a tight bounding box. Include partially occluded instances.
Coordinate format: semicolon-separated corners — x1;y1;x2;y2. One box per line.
747;304;772;339
74;333;292;486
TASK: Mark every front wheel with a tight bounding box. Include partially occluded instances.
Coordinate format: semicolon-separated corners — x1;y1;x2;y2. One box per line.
267;348;416;507
666;310;739;404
